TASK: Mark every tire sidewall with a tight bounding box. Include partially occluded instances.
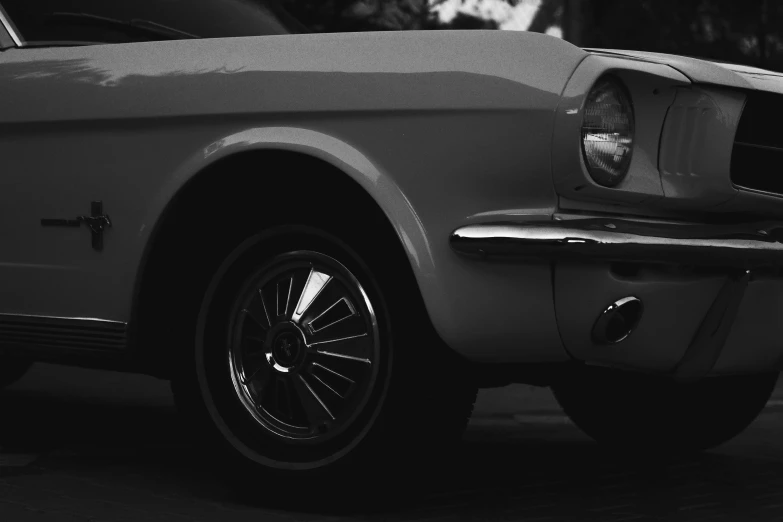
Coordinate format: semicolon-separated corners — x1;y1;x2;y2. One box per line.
553;368;778;452
193;224;394;474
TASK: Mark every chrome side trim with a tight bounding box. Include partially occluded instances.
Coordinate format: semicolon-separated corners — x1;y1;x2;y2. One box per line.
732;184;783;200
450;218;783;268
0;313;128;351
0;4;23;47
0;312;126;324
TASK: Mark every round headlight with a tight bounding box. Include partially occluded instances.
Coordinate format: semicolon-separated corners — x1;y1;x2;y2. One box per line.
581;77;635;187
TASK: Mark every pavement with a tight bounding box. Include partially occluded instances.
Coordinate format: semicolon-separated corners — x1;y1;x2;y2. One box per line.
1;364;783;521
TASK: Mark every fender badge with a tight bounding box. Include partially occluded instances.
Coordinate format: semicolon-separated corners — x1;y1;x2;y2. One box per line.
41;201;112;252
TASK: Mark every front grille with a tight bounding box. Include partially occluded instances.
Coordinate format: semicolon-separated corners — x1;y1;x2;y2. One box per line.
730;91;783;194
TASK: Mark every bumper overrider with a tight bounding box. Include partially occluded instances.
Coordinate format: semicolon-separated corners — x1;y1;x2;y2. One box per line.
449;217;783;382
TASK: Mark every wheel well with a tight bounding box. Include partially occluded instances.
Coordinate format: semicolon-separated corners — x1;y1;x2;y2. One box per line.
131;149;419;378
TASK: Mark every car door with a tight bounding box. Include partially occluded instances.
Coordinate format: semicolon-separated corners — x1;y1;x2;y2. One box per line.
0;1;185;331
0;0;297;350
0;13;119;323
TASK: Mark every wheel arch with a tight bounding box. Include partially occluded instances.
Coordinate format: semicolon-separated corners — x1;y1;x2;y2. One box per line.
129;127;436;377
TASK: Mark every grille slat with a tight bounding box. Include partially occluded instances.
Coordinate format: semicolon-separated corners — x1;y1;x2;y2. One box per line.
730;91;783;194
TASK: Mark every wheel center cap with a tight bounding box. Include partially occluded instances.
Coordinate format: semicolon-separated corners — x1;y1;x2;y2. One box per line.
272;331;301;367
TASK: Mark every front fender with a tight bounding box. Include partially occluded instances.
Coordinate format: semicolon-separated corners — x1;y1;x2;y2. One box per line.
142;126;436;278
139;123;567;364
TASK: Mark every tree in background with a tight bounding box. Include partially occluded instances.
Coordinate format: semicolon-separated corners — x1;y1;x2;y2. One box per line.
277;0;518;31
276;0;783;72
574;0;783;71
277;0;566;34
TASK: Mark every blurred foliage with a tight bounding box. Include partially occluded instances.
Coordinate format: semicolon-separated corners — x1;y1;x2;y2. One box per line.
275;0;783;72
276;0;509;31
574;0;783;72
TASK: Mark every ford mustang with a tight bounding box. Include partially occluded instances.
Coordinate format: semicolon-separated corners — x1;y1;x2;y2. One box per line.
1;0;782;483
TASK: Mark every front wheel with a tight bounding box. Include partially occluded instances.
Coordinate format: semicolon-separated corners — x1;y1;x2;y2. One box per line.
552;367;778;453
172;226;477;485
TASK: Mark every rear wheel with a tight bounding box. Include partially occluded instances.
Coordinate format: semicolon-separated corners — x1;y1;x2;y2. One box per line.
0;356;33;389
552;367;778;453
172;225;477;485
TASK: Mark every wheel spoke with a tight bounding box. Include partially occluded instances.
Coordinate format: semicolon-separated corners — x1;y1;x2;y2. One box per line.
307;362;355;399
315;350;371;365
308;332;368;347
241;302;269;332
240;312;267;344
311;362;355;384
308;373;345;399
293;374;335;423
258;288;272;328
291;268;332;324
239;352;271;385
306;297;356;334
274;376;297;421
276;277;294;318
253;371;278;408
241;365;264;386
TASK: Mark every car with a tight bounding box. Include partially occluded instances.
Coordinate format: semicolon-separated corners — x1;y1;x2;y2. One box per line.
1;0;782;484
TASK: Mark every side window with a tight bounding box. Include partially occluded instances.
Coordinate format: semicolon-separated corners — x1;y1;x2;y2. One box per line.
1;0;197;45
0;4;19;48
0;0;300;47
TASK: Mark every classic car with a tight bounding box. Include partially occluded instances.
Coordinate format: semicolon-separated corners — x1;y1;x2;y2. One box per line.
1;0;783;483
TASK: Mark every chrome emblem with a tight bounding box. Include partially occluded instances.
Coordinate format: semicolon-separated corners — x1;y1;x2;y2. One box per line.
41;201;112;251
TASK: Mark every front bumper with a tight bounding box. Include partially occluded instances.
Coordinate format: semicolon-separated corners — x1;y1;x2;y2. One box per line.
450;216;783;382
450;217;783;269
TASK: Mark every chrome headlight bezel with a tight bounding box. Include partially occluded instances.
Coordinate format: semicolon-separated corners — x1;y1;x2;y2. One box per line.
580;75;635;188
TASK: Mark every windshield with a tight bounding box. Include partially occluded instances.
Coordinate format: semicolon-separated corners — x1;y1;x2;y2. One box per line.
1;0;307;46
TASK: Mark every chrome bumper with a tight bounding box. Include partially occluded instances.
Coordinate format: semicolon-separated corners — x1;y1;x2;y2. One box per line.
450;218;783;269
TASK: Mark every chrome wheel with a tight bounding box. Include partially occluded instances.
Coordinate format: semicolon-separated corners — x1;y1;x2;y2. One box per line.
178;225;475;479
227;251;381;444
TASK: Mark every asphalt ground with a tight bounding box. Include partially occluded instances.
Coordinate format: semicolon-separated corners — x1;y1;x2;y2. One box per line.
2;364;783;521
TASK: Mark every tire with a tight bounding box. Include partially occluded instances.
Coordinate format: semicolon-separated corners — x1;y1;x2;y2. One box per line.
0;356;33;389
552;367;778;454
171;225;477;488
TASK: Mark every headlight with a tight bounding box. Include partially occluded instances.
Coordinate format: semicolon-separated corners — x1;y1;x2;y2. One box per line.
581;76;635;187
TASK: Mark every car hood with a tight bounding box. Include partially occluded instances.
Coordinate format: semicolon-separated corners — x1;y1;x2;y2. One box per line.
586;48;783;95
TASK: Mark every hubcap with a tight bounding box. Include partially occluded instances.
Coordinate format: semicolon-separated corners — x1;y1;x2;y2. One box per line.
227;251;381;443
264;322;307;372
272;330;300;367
